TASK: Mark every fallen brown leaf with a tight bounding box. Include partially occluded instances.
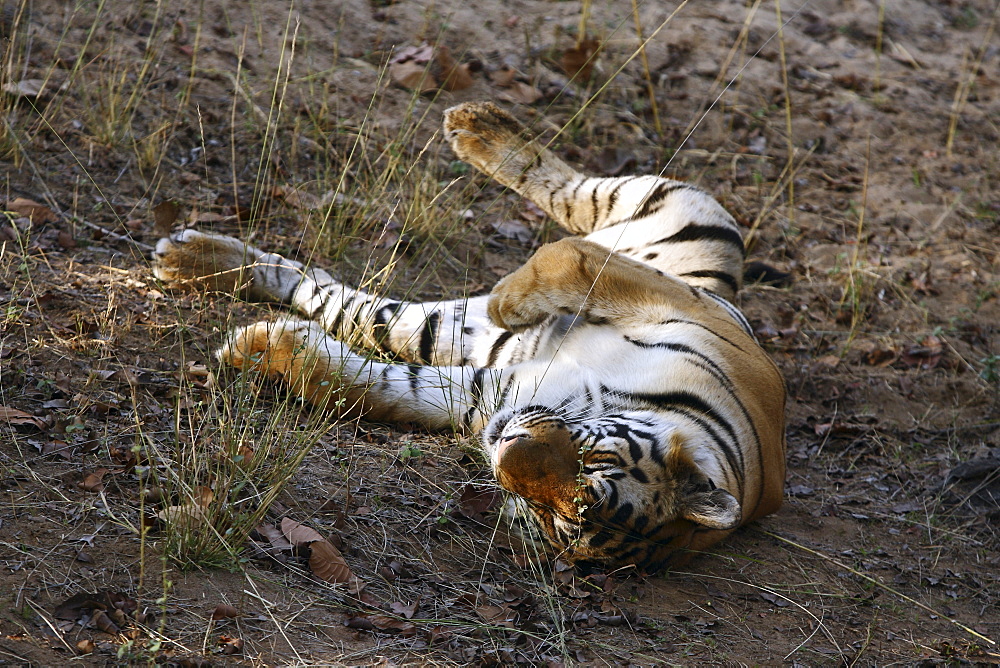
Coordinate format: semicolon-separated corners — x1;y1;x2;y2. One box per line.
255;523;293;550
498;81;542;105
345;614;417;636
457;481;501;522
211;603;240;620
152;200;179;236
75;639;96;654
436;46;474;91
218;635;244;655
900;335;943;370
0;406;46;430
309;539;356;585
156;503;209;529
390;44;437;92
560;37;601;81
6;197;59;224
390;600;419;619
78;468;110;493
280;517;325;546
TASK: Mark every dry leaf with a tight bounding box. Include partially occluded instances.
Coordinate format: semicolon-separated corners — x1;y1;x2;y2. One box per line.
560;38;601;81
390;60;437;92
211;603;240;620
2;79;46;97
900;335;943;370
0;406;46;429
475;604;517;628
345;614;417;636
390;601;418;619
90;609;119;634
498;81;542;105
218;635;244;655
390;44;437;92
436;46;474;91
76;639;96;654
490;66;517;87
309;539;355;585
157;503;208;529
272;184;322;210
152;201;179;236
6;197;59;224
457;482;501;522
490;219;535;244
256;524;293;550
78;468;110;493
280;517;325;546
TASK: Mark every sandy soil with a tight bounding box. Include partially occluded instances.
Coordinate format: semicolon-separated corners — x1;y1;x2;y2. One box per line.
1;0;998;664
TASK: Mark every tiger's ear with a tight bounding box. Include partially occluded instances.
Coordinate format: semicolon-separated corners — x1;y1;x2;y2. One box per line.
667;433;742;530
681;486;742;529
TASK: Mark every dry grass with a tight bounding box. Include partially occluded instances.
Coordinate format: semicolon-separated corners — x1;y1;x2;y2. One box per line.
1;0;999;664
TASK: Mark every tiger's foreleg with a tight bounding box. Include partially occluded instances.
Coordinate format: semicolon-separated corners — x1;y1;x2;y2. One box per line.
218;318;501;431
487;237;709;332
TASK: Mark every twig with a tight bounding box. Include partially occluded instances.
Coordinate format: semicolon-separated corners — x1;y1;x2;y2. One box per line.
73;215;155;252
763;530;997;647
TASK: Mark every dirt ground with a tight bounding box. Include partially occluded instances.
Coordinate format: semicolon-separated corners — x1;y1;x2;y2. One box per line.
2;0;999;665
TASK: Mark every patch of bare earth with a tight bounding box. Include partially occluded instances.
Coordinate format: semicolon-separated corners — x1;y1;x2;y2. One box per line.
2;0;998;664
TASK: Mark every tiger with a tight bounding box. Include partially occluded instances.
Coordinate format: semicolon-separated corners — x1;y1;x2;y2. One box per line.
151;101;787;572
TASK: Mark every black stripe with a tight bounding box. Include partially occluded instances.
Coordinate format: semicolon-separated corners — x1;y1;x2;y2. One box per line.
590;183;600;228
624;338;737;394
653;223;745;252
605;177;633;220
351;298;373;334
330;295;356;337
406;363;421;391
373;302;402;355
628;436;644;463
464;367;486;427
678;269;740;295
486;330;513;367
660;318;747;353
630;391;744;486
633;181;690;219
568;179;584;225
418;311;441;364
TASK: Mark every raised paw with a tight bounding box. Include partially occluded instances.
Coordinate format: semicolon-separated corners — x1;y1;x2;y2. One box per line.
487;239;602;331
152;230;261;293
443;102;540;183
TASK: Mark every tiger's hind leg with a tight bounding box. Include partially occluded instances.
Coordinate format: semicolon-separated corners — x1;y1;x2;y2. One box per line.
445;102;745;301
153;230;509;367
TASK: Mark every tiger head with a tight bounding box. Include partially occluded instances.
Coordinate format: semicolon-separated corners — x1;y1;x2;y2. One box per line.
483;406;743;572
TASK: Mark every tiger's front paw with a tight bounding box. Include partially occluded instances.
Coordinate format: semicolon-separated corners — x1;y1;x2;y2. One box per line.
152;230;260;293
487;238;608;331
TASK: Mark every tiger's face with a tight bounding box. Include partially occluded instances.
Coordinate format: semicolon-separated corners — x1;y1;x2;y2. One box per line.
484;406;743;571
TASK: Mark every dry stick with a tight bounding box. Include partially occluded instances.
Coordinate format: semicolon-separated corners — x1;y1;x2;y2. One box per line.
763;530;997;647
945;4;998;157
672;569;844;659
774;0;795;226
576;0;592;48
630;0;662;136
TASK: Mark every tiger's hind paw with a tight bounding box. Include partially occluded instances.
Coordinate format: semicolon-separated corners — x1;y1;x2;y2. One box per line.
443;102;538;184
152;230;260;293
